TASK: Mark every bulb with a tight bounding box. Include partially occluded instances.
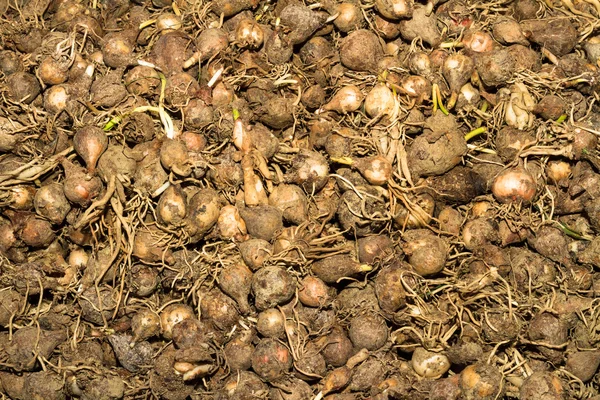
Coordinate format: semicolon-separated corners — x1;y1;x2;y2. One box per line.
412;347;451;378
333;3;363;32
547;161;571;183
73;126;108;173
235;19;264;49
375;0;413;20
505;83;535;129
442;54;475;92
318;85;364;114
492;168;537;204
160;304;194;339
400;75;431;100
132;309;161;342
365;84;396;118
156;13;182;32
462;30;494;53
68;247;89;269
217;204;247;241
44;84;69;113
460;83;479;103
38;56;69;85
408;52;432;76
9;186;35;210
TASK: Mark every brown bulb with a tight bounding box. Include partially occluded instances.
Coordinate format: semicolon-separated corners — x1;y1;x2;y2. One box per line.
256;308;285;338
218;263;253;314
180;132;207;152
546;161;571;184
62;163;103;207
235;19;264;49
318;85;364;114
375;0;413;20
157;184;187;227
20;216;55;247
0;224;17;252
298;276;331;307
34;183;71;224
211;82;234;107
156;13;182;32
160;304;194;340
492;168;537;204
333;3;363;33
38;56;69;85
443;54;475;92
364;84;396;118
400;75;431;100
217;205;247;241
160;139;189;174
462;30;494;53
9;186;36;210
43;84;70;114
130;265;159;297
132;309;161;342
68;247;89;270
73;126;108;173
409;52;432;76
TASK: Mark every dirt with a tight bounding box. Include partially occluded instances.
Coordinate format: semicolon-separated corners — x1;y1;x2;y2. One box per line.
2;0;600;398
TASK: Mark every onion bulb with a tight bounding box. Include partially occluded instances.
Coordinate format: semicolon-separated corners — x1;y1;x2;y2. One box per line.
181;131;207;152
332;3;363;33
38;56;69;85
546;161;571;184
132;309;161;342
492;167;537;204
408;52;432;76
34;183;71;225
584;36;600;64
399;75;431;101
43;84;70;114
242;155;268;206
471;201;492;218
284;150;330;193
332;155;392;186
317;85;364;114
460;364;503;398
412;347;451;378
9;186;35;210
73;126;108;173
375;0;413;20
157;184;187;227
212;82;234;107
462;30;494;53
160;304;194;339
68;247;89;270
298;276;331;307
0;224;16;252
156;13;182;32
257;308;285;338
232;119;250;154
443;54;474;93
458;83;480;107
429;49;448;71
365;83;396;119
217;204;248;241
235;18;264;49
